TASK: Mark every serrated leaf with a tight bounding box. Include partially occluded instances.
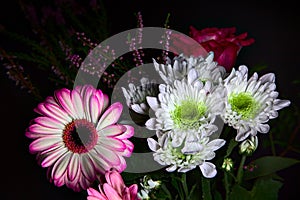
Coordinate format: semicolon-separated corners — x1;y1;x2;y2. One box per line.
244;156;300;180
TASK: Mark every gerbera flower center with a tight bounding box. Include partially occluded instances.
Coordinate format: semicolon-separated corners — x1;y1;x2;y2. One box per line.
63;119;98;154
171;100;206;130
229;92;260;119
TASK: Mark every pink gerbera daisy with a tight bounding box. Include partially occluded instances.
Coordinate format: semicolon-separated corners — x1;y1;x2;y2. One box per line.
26;85;134;191
87;168;140;200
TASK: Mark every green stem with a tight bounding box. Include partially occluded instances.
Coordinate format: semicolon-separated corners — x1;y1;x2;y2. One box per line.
224;172;230;200
201;176;212;200
181;173;189;198
237;155;247;184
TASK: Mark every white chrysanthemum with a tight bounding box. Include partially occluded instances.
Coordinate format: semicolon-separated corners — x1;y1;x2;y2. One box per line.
153;52;226;85
145;69;225;145
122;77;159;115
221;65;291;141
147;131;225;177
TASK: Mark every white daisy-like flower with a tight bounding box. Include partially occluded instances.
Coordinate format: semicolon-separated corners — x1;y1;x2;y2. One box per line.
122;77;159;115
26;85;134;191
153;52;226;85
145;69;225;146
147;131;225;177
221;65;291;141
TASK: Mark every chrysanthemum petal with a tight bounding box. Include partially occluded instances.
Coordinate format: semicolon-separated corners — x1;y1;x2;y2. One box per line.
147;138;160;151
273;99;291;110
200;162;217;178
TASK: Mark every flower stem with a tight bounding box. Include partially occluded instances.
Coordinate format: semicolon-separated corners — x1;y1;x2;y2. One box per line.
224;172;230;200
181;173;189;198
237;155;247;184
201;176;212;200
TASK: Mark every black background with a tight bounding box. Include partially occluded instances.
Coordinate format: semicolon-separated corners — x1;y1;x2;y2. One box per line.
1;0;300;199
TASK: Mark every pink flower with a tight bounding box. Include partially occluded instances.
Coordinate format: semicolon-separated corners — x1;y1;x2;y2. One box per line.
26;85;134;191
189;26;255;71
87;169;140;200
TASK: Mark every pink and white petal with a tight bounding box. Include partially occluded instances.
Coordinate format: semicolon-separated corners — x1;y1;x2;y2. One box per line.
113;156;127;172
54;88;77;118
103;184;122;200
98;125;126;137
41;146;68;167
89;149;111;173
67;153;80;181
105;170;124;195
29;136;62;153
199;162;217;178
99;138;126;152
51;152;71;180
81;154;96;181
71;89;85;119
95;146;121;166
97;102;123;130
28;123;61;135
89;95;101;124
44;103;72;123
34;116;65;129
115;125;134;140
121;140;134;157
53;173;66;187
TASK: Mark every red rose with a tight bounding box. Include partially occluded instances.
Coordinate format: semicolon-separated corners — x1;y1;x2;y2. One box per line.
168;32;207;58
189;26;255;71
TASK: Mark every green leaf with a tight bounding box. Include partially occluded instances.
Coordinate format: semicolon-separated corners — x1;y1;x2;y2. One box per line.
251;177;283;200
229;185;252;200
244;156;300;180
229;177;283;200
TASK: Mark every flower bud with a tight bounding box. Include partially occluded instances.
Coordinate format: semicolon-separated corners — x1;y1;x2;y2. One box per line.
239;136;258;155
222;158;234;172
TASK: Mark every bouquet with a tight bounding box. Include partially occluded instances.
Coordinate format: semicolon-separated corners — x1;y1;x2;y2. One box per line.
1;1;299;199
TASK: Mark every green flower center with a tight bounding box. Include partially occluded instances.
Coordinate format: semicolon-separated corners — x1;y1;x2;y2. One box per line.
171;100;206;130
229;92;260;119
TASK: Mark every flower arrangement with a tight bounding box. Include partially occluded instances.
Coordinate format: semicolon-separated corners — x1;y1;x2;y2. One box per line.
1;1;300;199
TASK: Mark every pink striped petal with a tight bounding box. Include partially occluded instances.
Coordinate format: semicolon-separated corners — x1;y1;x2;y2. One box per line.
115;125;134;140
121;140;134;157
29;124;61;134
99;137;126;152
113;156;127;172
41;146;67;167
67;153;80;181
88;196;107;200
71;89;85;119
89;149;110;173
53;173;66;187
81;154;96;181
103;184;122;200
97;103;123;130
51;152;71;180
98;125;126;137
29;136;61;153
34;116;65;129
54;88;76;118
90;94;101;124
35;103;71;124
95;146;121;166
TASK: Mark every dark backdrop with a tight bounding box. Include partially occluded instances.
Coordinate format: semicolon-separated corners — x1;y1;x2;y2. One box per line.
1;0;299;199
